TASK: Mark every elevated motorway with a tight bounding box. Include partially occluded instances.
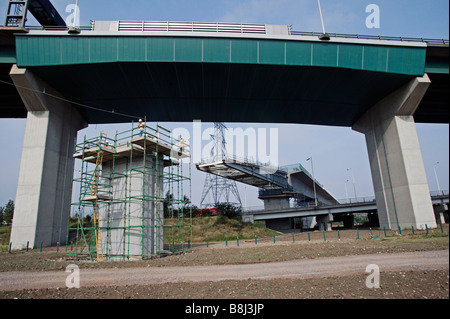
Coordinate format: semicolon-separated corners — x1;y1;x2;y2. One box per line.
243;191;449;231
0;21;448;124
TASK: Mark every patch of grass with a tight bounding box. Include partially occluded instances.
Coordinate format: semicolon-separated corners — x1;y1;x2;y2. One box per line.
0;226;11;252
381;232;449;248
164;216;278;243
382;231;448;241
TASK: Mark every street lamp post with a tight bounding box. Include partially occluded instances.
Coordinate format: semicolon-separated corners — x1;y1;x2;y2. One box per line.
307;157;318;206
433;162;442;195
347;168;357;201
317;0;330;40
345;179;350;204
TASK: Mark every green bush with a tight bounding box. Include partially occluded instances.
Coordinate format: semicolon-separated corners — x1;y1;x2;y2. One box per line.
192;209;213;218
215;203;242;220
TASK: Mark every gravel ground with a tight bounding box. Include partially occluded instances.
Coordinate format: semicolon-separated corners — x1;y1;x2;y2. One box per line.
0;229;448;300
0;250;448;299
1;270;447;299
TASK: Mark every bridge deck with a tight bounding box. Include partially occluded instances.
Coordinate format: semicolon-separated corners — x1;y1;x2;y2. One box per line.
197;158;289;190
1;21;448;124
243;193;449;221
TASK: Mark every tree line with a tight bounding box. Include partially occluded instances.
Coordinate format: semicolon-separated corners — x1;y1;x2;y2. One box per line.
1;195;242;226
163;192;242;220
0;200;14;225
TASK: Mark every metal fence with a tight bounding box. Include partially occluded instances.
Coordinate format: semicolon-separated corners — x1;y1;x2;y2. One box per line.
26;25;93;31
21;20;450;45
117;21;267;34
243;191;448;213
430;190;450;197
290;30;450;45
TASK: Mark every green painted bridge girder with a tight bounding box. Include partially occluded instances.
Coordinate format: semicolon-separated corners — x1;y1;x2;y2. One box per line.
425;58;449;74
0;46;16;64
15;35;428;76
2;33;447;125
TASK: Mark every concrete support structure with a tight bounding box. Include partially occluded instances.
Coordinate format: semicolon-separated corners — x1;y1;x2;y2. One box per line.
368;212;380;228
9;65;86;249
265;218;292;232
353;75;437;230
316;214;333;231
301;216;316;230
263;197;290;211
100;155;164;258
334;214;354;229
433;204;448;226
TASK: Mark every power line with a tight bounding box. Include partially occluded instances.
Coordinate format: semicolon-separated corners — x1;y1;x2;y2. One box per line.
0;79;143;120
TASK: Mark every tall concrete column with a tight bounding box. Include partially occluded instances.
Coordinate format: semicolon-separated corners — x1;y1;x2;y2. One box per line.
353;75;437;230
9;65;87;249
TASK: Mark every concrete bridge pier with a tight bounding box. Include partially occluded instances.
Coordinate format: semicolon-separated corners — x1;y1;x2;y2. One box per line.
342;214;354;229
9;65;87;250
367;212;380;228
316;214;333;231
334;213;354;229
434;204;448;225
353;75;437;230
265;218;292;232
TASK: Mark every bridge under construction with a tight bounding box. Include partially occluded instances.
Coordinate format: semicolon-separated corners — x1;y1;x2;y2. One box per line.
197;155;449;231
1;0;448;250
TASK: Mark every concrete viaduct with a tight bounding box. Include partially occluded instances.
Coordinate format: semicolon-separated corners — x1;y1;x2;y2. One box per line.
0;17;449;249
242;192;449;232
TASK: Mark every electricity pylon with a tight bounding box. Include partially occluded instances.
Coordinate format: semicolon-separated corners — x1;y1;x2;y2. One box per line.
200;123;242;208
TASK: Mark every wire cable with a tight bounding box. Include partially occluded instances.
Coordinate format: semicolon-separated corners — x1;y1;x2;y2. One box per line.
0;78;143;120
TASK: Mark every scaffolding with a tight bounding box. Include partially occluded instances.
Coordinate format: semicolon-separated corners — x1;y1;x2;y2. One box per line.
66;122;192;262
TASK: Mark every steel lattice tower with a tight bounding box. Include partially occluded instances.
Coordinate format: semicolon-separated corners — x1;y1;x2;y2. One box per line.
200;123;242;208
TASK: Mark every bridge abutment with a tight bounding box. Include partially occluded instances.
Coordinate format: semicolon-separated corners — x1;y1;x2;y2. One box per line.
9;65;87;249
353;75;437;230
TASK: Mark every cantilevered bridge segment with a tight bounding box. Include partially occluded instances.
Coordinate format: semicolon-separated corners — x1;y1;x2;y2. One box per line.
197;158;291;191
197;158;338;211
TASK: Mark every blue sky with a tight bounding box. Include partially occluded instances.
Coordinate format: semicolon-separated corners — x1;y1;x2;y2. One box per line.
0;0;449;208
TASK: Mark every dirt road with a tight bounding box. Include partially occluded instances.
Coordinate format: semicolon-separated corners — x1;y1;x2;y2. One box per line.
0;250;447;292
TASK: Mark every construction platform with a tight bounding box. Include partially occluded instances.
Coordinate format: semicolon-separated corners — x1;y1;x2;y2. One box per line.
73;134;189;165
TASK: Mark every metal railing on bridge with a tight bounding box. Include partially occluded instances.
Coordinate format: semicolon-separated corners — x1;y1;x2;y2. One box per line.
117;21;267;34
430;190;450;197
200;154;280;173
243;195;377;214
26;25;93;31
290;30;450;45
243;190;448;214
201;156;323;184
21;20;450;46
